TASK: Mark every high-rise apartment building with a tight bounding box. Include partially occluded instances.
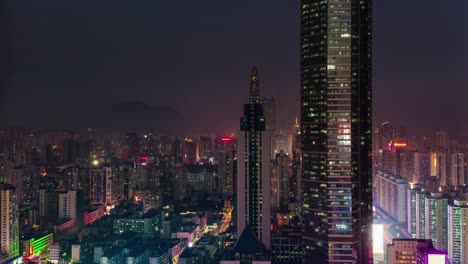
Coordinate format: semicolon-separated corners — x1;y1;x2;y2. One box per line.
413;152;430;184
0;184;19;263
425;192;448;251
407;184;423;238
373;122;396;155
59;190;77;221
182;138;197;164
381;143;407;176
198;136;213;162
89;167;106;204
300;0;373;261
448;199;468;264
435;131;449;151
451;153;465;186
382;150;397;175
416;190;430;239
218;151;235;196
39;190;60;226
400;151;415;181
374;171;408;224
236;67;271;249
430;152;448;186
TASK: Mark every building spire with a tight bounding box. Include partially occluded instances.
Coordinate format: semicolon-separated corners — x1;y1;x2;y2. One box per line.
249;66;259;104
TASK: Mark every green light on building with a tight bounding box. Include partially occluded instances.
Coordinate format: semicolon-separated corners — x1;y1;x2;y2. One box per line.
29;233;53;255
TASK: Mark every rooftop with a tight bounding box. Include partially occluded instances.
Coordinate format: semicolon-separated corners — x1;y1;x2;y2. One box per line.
0;183;15;191
231;224;264;255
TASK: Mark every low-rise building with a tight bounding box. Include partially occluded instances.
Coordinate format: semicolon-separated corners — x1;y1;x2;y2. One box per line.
113;210;160;237
271;227;302;264
387;238;448;264
49;243;60;262
20;231;54;259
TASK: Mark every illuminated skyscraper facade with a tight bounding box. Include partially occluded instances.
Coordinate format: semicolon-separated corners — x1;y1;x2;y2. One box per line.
0;184;19;263
237;67;271;249
448;200;468;264
424;193;448;251
300;0;373;262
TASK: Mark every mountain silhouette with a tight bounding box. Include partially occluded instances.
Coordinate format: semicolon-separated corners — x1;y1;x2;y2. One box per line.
92;101;184;133
5;101;185;134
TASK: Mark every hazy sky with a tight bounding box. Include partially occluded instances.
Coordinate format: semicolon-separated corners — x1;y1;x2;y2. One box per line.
2;0;467;136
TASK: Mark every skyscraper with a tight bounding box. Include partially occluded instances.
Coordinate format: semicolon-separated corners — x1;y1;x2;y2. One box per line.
373;122;396;155
400;151;415;181
0;184;19;263
451;153;465;186
198;136;213;162
291;118;302;202
262;96;276;159
448;200;468;264
416;190;430;239
407;184;423;238
413;152;430;184
182;137;197;164
219;150;235;196
300;0;373;262
435;130;449;151
430;152;448;186
237;67;271;249
424;192;448;251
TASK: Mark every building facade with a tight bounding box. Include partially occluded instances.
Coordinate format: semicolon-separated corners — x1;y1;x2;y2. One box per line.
430;152;447;186
300;0;373;262
374;171;408;224
451;153;465;186
448;200;468;264
236;67;271;249
387;239;445;264
0;184;19;263
407;184;423;238
219;151;235;196
415;190;430;239
413;152;430;184
59;190;77;220
424;193;448;251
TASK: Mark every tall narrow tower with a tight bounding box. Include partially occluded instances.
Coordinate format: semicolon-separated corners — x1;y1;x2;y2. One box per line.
237;67;272;249
300;0;373;262
0;184;19;262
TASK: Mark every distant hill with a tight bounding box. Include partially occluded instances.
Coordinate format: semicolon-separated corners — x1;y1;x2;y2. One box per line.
96;101;184;133
6;101;185;134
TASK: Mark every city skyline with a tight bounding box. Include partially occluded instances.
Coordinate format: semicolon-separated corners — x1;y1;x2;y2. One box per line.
1;1;467;264
2;0;467;136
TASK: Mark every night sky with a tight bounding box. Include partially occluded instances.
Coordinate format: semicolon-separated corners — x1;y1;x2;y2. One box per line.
2;0;467;136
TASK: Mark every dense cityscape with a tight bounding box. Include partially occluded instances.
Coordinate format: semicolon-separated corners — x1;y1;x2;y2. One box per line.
2;1;466;264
